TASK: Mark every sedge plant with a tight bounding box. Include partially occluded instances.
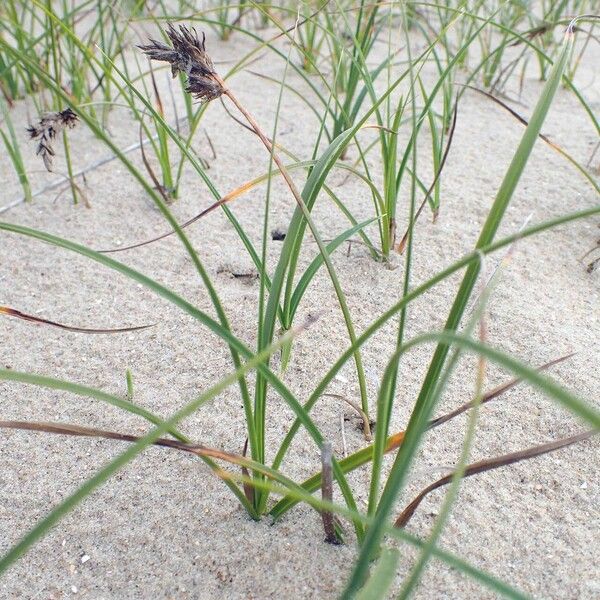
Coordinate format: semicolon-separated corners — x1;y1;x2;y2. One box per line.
0;7;599;600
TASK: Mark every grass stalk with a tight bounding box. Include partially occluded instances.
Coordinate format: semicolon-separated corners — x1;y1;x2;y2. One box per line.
342;21;580;594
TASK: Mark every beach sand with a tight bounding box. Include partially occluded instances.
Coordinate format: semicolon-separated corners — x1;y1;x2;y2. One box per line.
0;20;598;599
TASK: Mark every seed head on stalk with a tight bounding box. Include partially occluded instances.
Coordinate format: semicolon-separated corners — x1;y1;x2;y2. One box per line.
27;108;79;172
138;23;374;452
138;23;224;103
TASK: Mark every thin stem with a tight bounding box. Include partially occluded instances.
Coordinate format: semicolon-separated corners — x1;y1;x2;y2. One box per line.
217;79;370;424
62;130;79;205
321;441;341;545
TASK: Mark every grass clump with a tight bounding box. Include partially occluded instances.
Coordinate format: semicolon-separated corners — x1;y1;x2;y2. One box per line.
0;2;599;598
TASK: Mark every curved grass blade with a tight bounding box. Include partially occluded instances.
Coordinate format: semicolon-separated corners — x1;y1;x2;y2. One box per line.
97;176;257;254
0;305;153;334
0;23;258;463
0;222;362;533
269;206;600;484
398;274;494;599
0;367;255;515
395;429;596;528
98;160;375;258
342;23;581;595
0;322;300;575
459;84;600;195
269;352;576;520
0;419;246;457
208;461;531;599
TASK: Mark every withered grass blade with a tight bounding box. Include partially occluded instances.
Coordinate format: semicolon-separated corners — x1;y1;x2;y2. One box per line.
0;305;153;334
270;352;577;522
382;353;577;454
394;429;596;528
0;419;246;466
427;352;576;430
460;84;599;194
98;173;266;253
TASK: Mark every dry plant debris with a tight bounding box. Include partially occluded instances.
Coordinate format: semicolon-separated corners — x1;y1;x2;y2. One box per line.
0;305;152;334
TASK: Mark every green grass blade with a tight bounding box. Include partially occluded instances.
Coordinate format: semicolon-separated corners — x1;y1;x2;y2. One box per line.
289;218;376;321
0;222;361;530
355;548;400;600
0;368;255;515
271;309;599;520
0;326;299;575
207;456;532;599
269;203;600;491
342;25;576;595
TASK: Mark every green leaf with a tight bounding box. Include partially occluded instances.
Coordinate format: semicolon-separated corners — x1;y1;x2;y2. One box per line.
355;548;400;600
341;25;581;593
0;327;298;575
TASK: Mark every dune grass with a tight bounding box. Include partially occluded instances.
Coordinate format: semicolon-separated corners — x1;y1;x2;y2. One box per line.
0;1;599;597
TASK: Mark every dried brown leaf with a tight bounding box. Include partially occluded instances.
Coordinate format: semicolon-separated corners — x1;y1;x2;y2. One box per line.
0;305;153;334
394;430;596;528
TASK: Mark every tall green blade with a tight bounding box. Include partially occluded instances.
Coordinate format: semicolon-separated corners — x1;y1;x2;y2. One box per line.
342;22;577;596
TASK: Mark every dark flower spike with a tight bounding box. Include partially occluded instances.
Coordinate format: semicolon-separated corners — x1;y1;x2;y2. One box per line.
27;108;79;172
138;24;224;103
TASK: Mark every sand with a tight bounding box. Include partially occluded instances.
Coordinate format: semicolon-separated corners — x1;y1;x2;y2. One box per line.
0;17;599;600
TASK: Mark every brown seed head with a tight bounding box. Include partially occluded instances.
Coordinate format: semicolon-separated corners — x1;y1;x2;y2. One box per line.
138;24;224;104
27;108;79;172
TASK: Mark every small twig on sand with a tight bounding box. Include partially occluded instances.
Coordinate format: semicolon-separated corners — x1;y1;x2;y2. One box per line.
321;441;342;545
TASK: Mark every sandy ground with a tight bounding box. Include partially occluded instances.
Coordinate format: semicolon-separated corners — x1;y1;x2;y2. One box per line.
0;17;599;600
